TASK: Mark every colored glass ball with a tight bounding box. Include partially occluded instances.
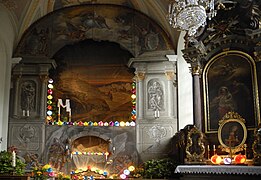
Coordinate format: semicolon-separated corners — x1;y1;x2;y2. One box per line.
223;157;232;164
211;155;222;164
234;154;246;164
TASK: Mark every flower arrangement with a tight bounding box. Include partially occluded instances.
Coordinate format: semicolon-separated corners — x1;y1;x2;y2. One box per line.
31;164;55;180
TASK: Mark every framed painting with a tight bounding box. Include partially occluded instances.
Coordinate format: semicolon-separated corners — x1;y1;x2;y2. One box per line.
203;50;260;133
217;112;247;154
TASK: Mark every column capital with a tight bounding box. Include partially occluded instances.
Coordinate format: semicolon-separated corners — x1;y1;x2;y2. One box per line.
135;71;146;82
165;71;175;81
39;74;49;83
190;64;202;76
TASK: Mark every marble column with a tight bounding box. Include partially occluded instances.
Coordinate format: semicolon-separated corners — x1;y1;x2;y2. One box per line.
191;64;202;131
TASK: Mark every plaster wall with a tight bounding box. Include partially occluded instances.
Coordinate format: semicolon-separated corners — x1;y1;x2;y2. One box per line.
176;31;194;130
0;5;16;150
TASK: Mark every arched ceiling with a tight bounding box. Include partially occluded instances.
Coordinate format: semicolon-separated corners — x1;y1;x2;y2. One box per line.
2;0;260;56
14;4;174;58
0;0;179;52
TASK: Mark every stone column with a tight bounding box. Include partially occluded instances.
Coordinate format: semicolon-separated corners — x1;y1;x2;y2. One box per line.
191;64;203;131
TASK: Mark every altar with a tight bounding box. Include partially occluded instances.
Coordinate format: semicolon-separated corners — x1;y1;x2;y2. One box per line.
175;165;261;180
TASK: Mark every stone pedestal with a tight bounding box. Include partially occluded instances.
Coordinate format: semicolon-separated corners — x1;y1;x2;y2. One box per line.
129;51;177;161
8;56;56;159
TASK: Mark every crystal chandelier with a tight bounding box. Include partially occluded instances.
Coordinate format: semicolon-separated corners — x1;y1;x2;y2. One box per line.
168;0;217;36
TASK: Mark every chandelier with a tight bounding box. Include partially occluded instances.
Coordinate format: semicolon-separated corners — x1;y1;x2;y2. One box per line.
168;0;217;36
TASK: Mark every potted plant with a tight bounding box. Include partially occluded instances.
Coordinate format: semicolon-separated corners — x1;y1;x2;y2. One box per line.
0;149;26;176
138;158;178;179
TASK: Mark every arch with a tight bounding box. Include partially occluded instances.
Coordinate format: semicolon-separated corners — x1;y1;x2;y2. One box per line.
14;4;174;58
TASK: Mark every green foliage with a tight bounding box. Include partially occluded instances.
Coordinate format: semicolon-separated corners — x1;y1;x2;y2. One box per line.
0;150;26;175
141;158;177;179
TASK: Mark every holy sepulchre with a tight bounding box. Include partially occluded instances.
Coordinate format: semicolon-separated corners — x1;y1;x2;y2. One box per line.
0;0;261;179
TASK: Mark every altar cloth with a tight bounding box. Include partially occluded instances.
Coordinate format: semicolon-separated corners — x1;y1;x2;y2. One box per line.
175;165;261;175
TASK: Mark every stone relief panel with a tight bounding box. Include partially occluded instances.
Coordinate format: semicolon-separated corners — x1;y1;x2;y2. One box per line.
147;124;167;143
9;124;41;151
20;80;36;116
141;124;174;153
147;79;164;111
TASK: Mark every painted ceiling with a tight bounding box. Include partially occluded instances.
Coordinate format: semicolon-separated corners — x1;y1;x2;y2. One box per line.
0;0;178;51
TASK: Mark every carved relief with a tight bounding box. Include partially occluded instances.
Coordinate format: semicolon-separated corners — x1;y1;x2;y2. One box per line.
147;124;167;143
19;124;36;143
147;79;164;111
20;80;36;114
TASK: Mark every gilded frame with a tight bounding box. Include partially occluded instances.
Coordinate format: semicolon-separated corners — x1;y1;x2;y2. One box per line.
203;50;260;133
185;126;205;163
218;112;247;154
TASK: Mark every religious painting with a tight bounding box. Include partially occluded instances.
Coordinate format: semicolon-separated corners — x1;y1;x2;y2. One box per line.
203;50;260;133
50;39;134;122
217;112;247;154
218;119;246;149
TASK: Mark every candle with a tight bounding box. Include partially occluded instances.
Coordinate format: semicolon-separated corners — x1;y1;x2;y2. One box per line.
22;110;25;116
207;145;210;159
213;145;216;154
12;151;16;167
68;108;71;122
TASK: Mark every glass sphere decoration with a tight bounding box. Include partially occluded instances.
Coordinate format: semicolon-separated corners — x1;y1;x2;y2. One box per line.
211;155;222;164
223;157;232;165
234;154;246;164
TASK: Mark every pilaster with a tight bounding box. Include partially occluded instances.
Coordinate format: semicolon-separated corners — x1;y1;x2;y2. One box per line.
129;51;177;162
9;56;56;159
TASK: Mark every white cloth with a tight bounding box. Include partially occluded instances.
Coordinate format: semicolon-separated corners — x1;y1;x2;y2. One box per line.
175;165;261;175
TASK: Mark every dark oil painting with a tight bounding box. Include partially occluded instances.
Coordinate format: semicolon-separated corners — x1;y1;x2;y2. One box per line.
220;121;244;148
204;51;259;132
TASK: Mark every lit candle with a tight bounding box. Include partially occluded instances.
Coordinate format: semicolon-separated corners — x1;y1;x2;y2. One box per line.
12;151;16;167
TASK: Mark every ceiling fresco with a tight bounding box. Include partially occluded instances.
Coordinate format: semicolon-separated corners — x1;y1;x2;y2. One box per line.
15;4;173;57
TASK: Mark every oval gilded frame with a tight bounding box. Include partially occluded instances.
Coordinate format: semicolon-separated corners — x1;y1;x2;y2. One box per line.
218;112;247;154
